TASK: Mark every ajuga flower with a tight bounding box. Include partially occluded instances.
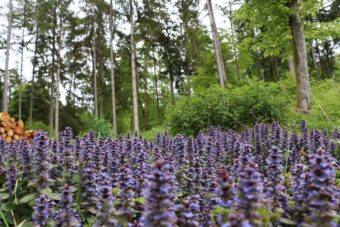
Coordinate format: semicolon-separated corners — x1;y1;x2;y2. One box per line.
237;162;263;225
266;146;287;210
33;194;53;226
54;184;82;227
222;212;251;227
215;168;234;209
81;159;97;209
305;147;339;225
141;159;177;227
94;172;117;227
33;131;51;190
6;163;16;193
118;165;135;220
20;140;31;180
177;197;200;227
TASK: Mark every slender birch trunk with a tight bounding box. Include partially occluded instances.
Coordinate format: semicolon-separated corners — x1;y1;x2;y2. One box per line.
143;51;148;130
2;0;13;112
130;0;139;133
152;49;161;122
29;26;39;123
18;0;27;120
110;0;117;133
55;1;62;135
207;0;227;88
92;14;98;119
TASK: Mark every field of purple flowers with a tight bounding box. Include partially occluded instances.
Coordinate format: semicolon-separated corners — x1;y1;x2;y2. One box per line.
0;122;339;226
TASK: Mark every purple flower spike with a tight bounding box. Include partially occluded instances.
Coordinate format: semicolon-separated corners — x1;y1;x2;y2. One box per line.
236;162;263;225
141;159;177;227
33;194;53;226
33;131;51;190
94;172;117;226
305;147;339;225
54;184;82;227
215;168;234;209
6;163;16;193
266;146;287;210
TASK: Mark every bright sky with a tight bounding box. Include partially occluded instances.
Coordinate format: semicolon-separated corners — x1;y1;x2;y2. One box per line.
0;0;237;104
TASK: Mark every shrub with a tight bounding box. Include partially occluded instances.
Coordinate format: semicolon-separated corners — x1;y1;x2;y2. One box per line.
166;81;288;135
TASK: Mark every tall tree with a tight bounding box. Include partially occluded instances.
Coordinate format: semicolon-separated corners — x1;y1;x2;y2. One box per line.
2;0;14;112
54;0;63;134
110;0;117;133
207;0;227;88
289;0;311;113
91;8;98;119
18;0;28;120
130;0;139;132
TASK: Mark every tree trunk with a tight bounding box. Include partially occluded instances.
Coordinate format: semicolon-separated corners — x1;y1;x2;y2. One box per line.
288;55;295;75
207;0;227;88
229;0;241;80
170;76;175;106
152;49;161;123
50;1;57;136
18;2;27;120
110;0;117;133
2;0;13;112
29;26;39;123
92;13;98;119
289;0;311;113
130;0;139;133
143;51;148;130
55;1;62;135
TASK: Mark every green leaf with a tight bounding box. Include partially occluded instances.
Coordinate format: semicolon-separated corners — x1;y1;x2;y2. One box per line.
287;200;295;207
280;218;296;225
134;197;145;204
41;189;61;201
257;205;270;225
22;222;34;227
0;193;10;200
213;207;230;215
18;194;36;204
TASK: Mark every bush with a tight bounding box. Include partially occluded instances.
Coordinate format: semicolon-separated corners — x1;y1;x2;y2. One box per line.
79;111;115;138
166;81;288;135
25;121;49;132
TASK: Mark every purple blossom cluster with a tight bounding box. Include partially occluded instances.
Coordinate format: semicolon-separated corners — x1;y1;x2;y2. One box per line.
0;123;338;226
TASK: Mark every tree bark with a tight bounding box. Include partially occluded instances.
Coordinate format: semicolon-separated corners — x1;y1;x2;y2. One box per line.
109;0;117;133
170;76;175;106
18;0;27;120
130;0;139;133
2;0;13;112
92;12;98;119
50;1;57;136
143;51;148;130
152;49;161;123
29;26;39;123
55;1;62;135
289;0;311;113
207;0;227;88
288;55;295;75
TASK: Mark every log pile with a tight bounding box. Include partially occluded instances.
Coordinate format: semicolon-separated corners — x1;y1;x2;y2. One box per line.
0;112;35;143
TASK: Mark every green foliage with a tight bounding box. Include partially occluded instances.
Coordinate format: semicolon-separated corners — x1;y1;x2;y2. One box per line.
166;81;288;135
286;79;340;131
79;112;115;138
140;125;168;141
25;121;49;132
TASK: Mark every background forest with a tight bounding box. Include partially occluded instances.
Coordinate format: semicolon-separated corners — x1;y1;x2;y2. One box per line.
0;0;339;137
